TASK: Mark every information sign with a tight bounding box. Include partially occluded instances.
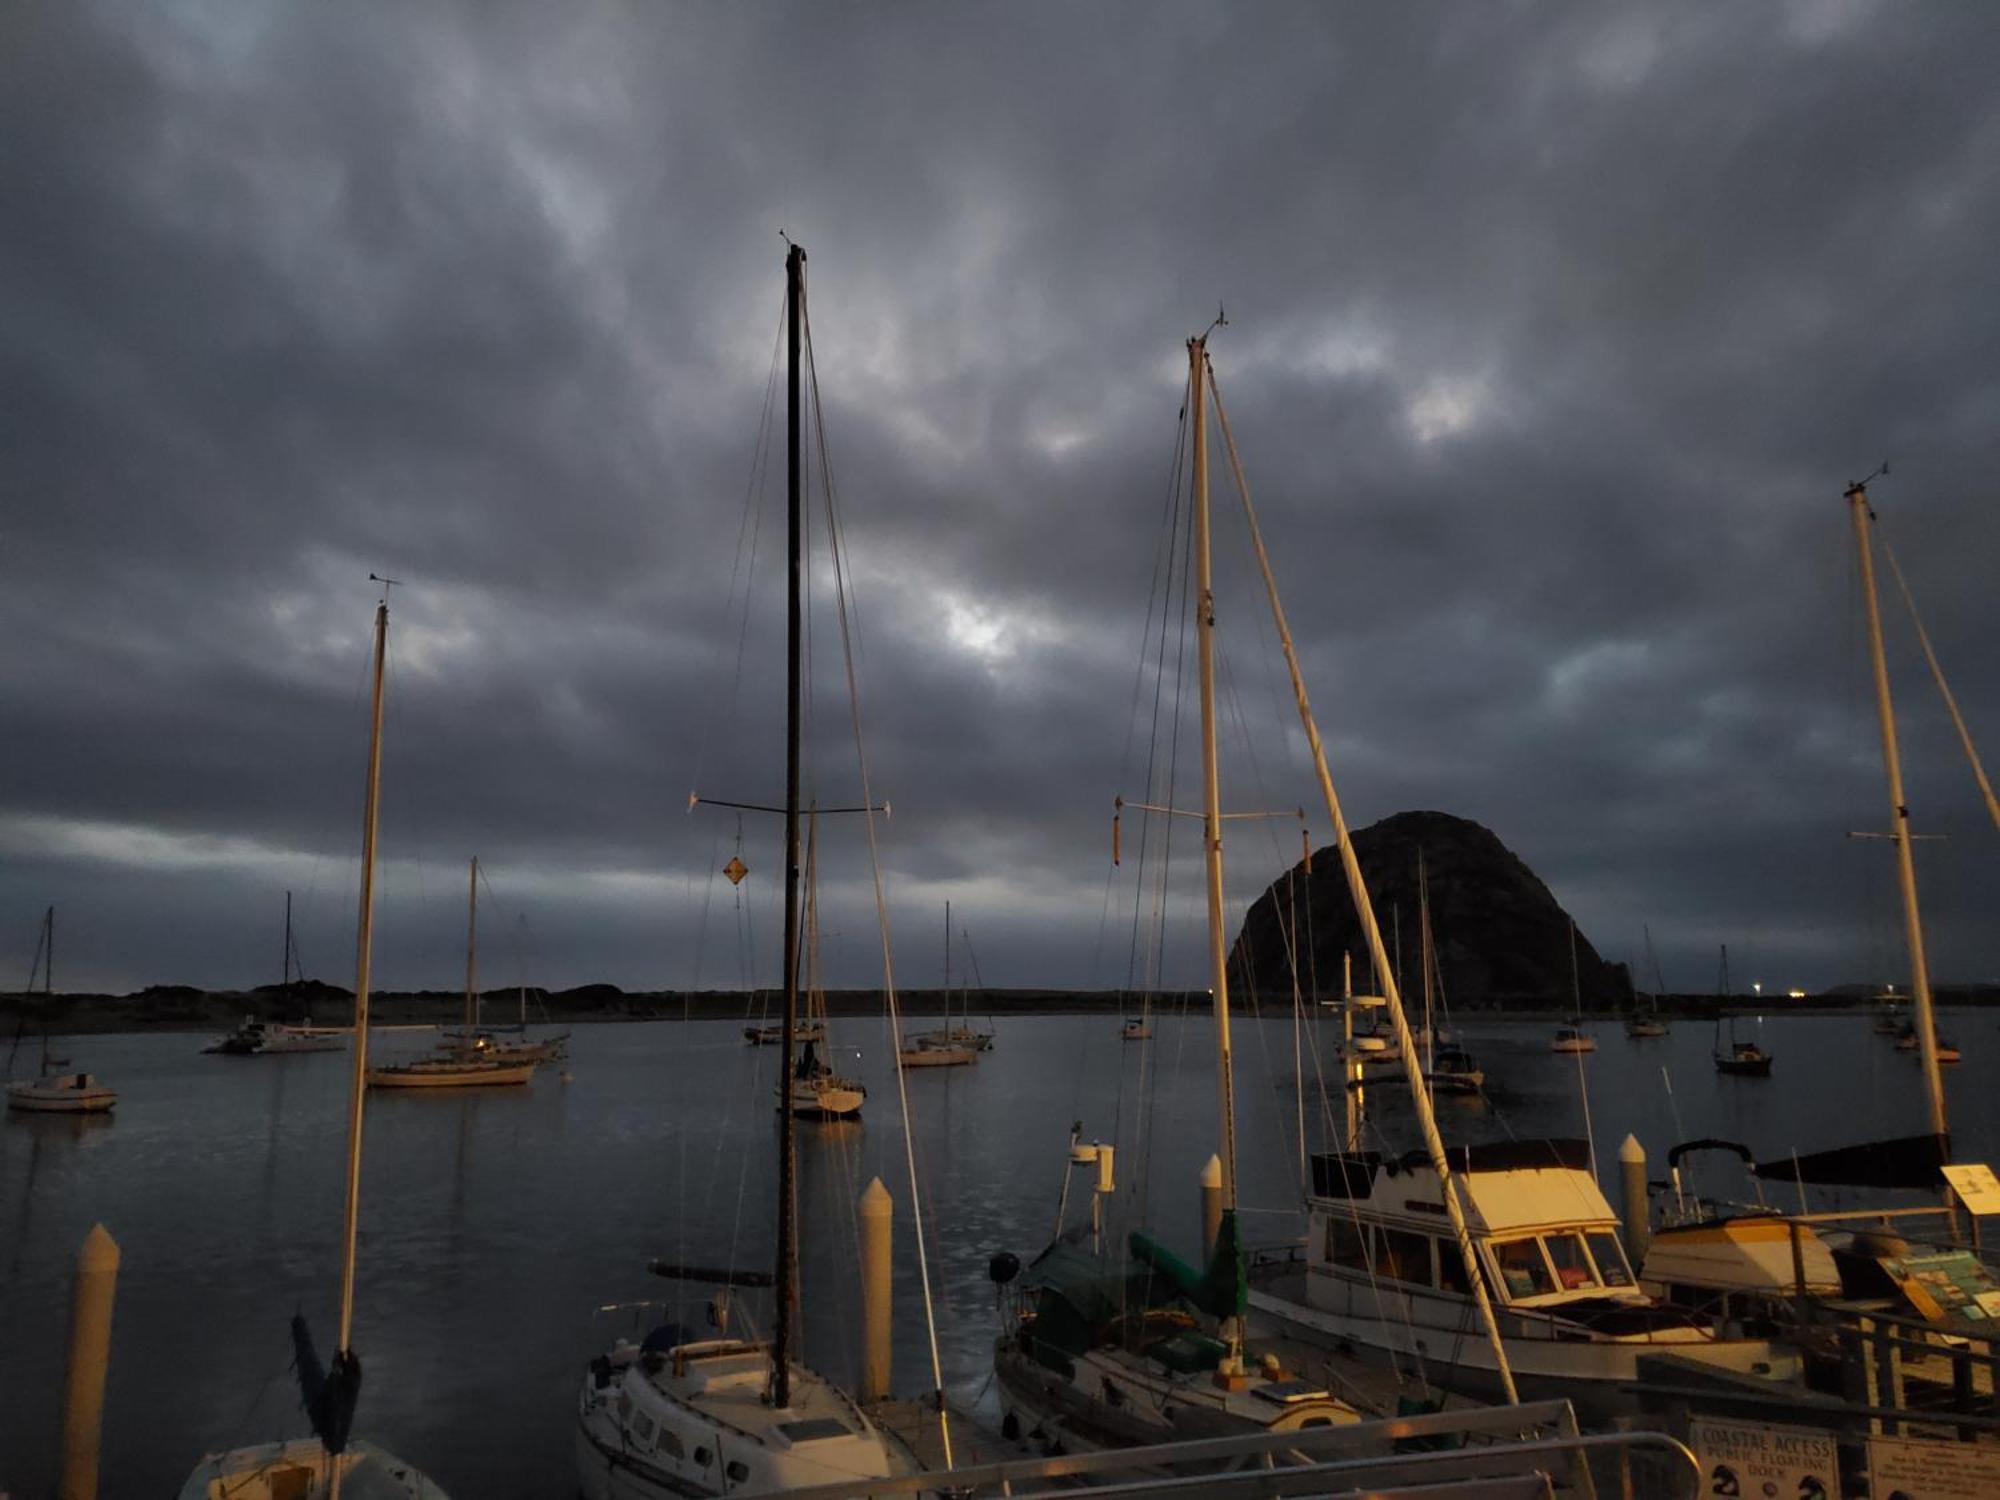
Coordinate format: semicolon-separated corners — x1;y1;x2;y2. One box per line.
1687;1416;1835;1500
1868;1432;2000;1499
1941;1162;2000;1216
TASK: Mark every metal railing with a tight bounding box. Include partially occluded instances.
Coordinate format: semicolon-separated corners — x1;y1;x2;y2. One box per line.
752;1398;1700;1499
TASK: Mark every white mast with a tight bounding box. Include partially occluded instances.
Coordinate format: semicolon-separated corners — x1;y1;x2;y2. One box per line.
334;592;389;1482
1189;335;1240;1211
1205;352;1520;1403
1849;483;1948;1140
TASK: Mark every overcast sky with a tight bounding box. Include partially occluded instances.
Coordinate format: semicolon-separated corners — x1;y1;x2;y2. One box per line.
3;2;1997;996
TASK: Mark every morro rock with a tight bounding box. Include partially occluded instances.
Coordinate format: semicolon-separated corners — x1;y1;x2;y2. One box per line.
1228;810;1630;1009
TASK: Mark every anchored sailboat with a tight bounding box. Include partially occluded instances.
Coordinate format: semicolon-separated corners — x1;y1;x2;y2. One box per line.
205;893;344;1056
366;857;535;1090
574;243;906;1497
908;902;994;1055
6;907;116;1115
1711;947;1771;1077
182;590;447;1498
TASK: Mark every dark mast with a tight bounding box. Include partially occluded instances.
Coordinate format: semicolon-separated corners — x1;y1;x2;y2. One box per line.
773;240;805;1410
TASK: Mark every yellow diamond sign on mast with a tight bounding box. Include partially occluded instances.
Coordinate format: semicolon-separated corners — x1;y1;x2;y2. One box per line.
723;856;749;886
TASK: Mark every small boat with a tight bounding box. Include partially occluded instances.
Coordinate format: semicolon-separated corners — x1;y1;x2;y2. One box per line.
1627;926;1671;1037
7;1070;117;1114
1120;1014;1151;1041
897;1033;975;1068
908;901;995;1052
1711;948;1772;1077
1424;1044;1485;1095
205;1016;343;1056
784;817;865;1120
1894;1023;1959;1063
367;859;535;1090
203;894;344;1055
1550;1025;1595;1054
1715;1040;1773;1077
6;907;116;1115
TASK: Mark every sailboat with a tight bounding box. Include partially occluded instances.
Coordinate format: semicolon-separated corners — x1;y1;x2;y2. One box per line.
909;902;994;1052
205;893;344;1056
438;860;568;1064
365;857;535;1090
898;903;977;1068
6;907;116;1115
786;812;866;1119
574;243;905;1498
1625;925;1670;1038
993;327;1366;1451
1711;947;1771;1077
182;590;447;1498
1415;858;1483;1096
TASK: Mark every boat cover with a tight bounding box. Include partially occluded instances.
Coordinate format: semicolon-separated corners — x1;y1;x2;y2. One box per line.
1752;1132;1951;1190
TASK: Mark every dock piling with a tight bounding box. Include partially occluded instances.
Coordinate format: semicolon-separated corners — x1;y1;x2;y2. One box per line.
1619;1135;1649;1265
58;1223;119;1500
859;1177;892;1403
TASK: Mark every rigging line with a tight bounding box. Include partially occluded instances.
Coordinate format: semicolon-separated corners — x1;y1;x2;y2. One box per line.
688;298;787;803
802;303;955;1467
1877;528;2000;836
1138;401;1202;1216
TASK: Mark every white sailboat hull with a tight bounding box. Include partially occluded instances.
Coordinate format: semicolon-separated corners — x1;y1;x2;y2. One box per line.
574;1340;904;1499
7;1075;117;1113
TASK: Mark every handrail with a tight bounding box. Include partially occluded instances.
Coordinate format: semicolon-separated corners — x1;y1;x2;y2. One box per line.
753;1404;1701;1500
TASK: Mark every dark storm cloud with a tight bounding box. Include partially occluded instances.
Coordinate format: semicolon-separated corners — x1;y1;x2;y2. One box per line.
3;1;1997;992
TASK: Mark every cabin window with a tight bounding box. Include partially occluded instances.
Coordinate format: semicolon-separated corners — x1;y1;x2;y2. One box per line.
1325;1215;1371;1272
1434;1237;1471;1294
1543;1232;1600;1291
725;1460;750;1482
630;1413;657;1447
1490;1238;1555;1299
1586;1231;1634;1287
1377;1227;1432;1286
694;1447;713;1467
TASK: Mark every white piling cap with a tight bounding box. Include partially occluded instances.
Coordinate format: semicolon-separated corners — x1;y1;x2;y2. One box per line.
1200;1154;1223;1188
859;1177;893;1217
1618;1134;1646;1165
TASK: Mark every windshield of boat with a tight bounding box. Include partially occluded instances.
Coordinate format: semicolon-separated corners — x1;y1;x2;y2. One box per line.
1586;1230;1634;1287
1542;1232;1602;1291
1490;1237;1556;1298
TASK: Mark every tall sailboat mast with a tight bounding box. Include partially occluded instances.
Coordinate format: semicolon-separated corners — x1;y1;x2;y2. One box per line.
1203;349;1520;1403
1189;335;1240;1211
1848;482;1948;1140
337;597;389;1383
464;856;480;1033
772;241;806;1410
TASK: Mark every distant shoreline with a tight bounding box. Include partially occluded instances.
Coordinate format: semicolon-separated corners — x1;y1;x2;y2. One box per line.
3;983;1993;1038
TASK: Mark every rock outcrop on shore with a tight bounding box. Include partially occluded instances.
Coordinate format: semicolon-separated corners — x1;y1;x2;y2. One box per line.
1228;809;1633;1010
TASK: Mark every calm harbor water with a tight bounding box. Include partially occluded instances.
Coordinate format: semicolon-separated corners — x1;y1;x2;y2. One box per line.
3;1008;1995;1495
